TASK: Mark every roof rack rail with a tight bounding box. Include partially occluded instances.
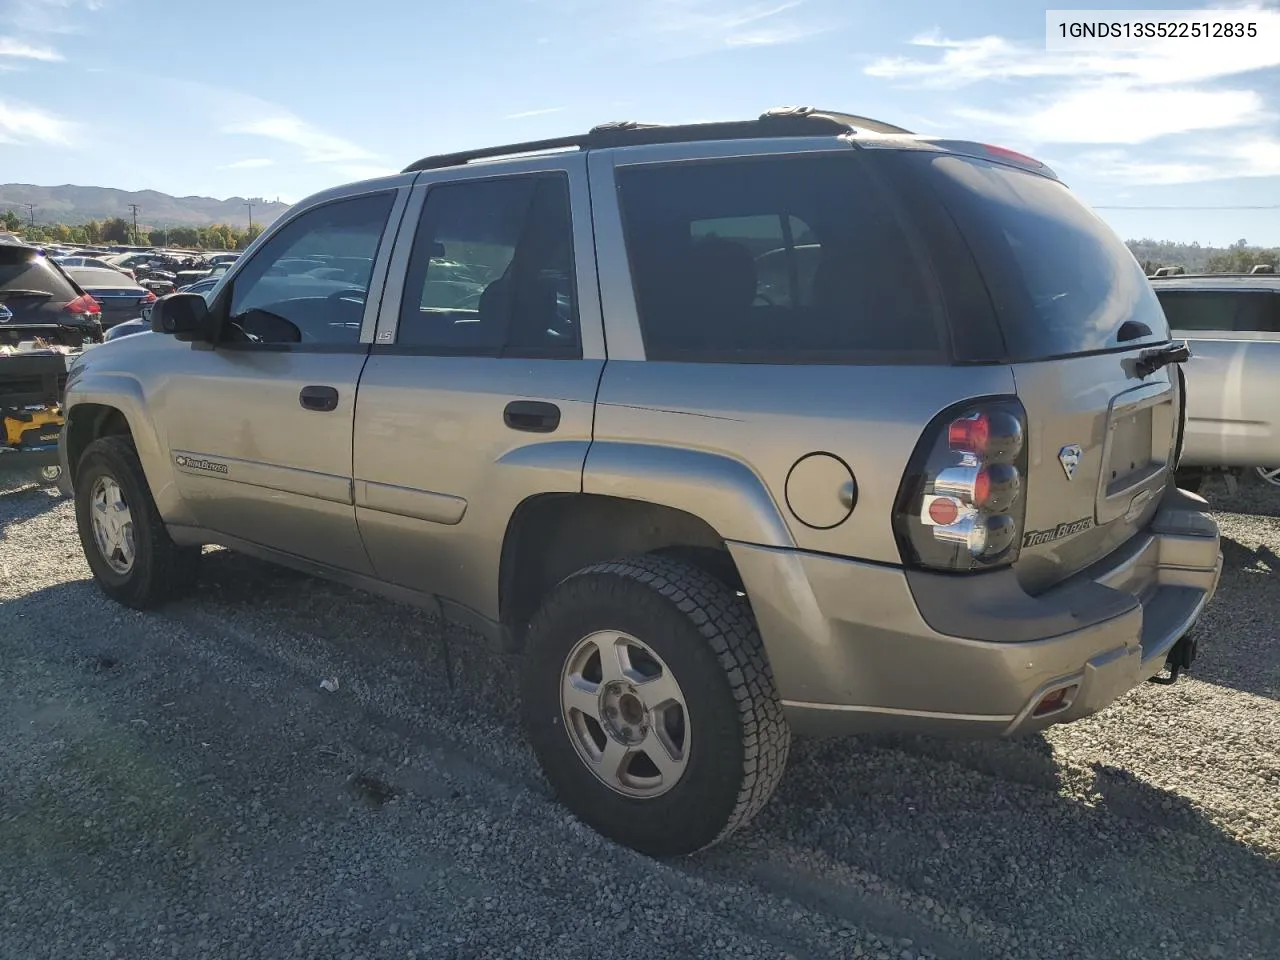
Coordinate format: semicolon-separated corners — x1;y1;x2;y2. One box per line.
401;107;913;173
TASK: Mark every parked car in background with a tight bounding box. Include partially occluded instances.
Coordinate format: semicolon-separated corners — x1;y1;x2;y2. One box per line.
0;244;103;346
175;274;222;296
62;266;156;330
105;251;161;272
56;255;138;280
102;317;149;342
1150;273;1280;492
139;278;176;297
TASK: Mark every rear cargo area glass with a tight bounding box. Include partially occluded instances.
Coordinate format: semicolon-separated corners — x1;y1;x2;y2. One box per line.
615;153;947;364
0;251;76;300
895;152;1169;362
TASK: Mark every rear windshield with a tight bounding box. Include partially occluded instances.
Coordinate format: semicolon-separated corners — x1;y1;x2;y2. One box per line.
895;152;1169;361
1155;289;1279;333
0;249;77;300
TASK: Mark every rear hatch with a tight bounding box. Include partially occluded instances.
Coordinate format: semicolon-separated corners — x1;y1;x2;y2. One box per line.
876;146;1179;593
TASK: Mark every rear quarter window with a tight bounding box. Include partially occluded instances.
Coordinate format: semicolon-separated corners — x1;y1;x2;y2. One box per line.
615;152;947;364
885;152;1169;361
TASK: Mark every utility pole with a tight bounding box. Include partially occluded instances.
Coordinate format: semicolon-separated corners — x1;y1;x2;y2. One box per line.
244;201;254;232
23;203;35;229
128;203;140;244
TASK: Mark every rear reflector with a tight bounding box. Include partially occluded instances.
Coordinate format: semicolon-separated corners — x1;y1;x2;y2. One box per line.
1033;685;1078;717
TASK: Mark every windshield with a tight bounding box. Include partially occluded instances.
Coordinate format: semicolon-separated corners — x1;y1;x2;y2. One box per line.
896;152;1170;361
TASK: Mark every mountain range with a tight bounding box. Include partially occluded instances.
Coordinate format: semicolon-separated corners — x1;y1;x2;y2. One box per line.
0;184;290;228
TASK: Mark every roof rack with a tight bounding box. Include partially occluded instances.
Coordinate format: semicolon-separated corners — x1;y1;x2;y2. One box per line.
401;107;913;174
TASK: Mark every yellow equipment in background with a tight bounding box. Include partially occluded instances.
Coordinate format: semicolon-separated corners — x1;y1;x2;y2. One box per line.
3;404;64;449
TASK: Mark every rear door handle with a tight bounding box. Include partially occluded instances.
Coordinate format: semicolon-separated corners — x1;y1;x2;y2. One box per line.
504;400;560;433
299;385;339;412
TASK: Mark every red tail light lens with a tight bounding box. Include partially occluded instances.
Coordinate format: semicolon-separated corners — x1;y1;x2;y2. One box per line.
894;398;1027;572
138;290;157;305
64;294;101;316
948;412;989;453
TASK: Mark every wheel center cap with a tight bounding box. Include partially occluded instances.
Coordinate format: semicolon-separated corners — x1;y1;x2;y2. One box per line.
599;681;648;745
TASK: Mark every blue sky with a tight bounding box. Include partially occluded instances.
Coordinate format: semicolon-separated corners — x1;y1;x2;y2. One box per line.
1;0;1278;244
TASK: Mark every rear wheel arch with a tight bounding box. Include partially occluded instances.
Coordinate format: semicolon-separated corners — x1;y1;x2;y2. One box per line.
498;493;746;647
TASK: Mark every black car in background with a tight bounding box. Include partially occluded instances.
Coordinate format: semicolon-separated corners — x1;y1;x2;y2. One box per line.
0;244;104;346
62;266;157;330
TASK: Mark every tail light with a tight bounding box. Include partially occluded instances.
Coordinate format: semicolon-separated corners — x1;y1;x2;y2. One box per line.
138;290;157;306
63;294;101;318
894;397;1028;573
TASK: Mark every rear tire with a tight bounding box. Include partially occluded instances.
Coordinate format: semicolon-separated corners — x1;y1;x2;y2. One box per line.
74;435;201;609
521;554;790;858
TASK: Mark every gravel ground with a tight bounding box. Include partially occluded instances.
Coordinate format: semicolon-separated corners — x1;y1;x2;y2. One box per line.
1;465;1278;960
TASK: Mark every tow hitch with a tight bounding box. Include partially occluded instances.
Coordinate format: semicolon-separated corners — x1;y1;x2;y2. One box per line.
1148;632;1198;685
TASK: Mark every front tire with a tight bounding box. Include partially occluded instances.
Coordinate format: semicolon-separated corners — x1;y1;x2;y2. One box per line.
521;554;790;857
74;436;201;609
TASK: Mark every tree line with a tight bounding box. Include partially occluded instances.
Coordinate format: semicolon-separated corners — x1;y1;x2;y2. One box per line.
1;210;264;251
1127;237;1278;275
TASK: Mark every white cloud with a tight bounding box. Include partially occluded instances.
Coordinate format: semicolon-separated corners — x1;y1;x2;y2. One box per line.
226;157;274;169
0;36;62;60
222;116;377;165
2;0;106;37
650;0;829;51
865;3;1280;182
954;83;1267;145
537;0;830;56
867;7;1280;90
78;71;388;183
1077;136;1280;185
505;107;566;120
0;99;74;145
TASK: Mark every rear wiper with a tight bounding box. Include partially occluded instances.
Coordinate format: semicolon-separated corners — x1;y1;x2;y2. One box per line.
1134;340;1192;378
0;290;54;299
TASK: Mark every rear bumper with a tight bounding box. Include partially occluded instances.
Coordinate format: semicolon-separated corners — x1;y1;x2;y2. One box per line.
730;485;1222;738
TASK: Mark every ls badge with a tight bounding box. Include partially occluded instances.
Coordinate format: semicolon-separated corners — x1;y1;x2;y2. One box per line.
1058;443;1083;481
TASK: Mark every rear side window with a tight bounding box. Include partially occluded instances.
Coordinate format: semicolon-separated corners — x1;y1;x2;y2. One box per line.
892;153;1169;361
616;153;945;364
395;173;580;359
1156;290;1279;333
0;249;77;301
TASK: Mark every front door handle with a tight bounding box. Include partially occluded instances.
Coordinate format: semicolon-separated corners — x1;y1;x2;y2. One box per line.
299;385;339;412
504;400;560;433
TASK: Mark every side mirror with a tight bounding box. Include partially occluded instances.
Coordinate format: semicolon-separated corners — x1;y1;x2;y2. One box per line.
150;292;211;342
